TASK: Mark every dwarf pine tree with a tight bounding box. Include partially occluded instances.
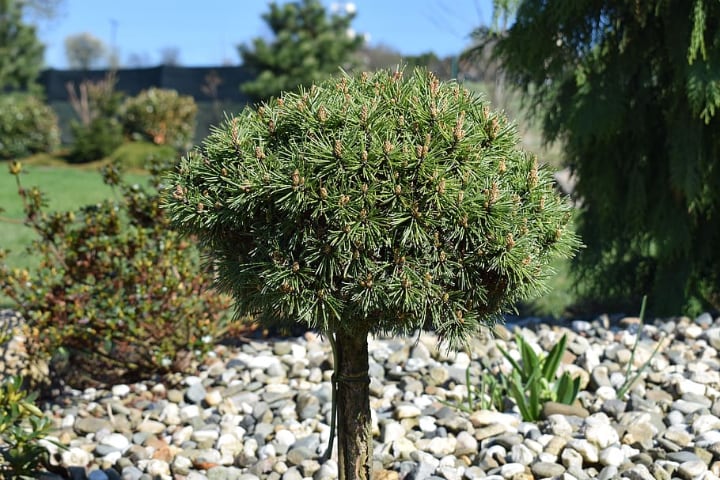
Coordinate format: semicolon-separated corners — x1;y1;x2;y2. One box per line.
488;0;720;314
164;69;578;479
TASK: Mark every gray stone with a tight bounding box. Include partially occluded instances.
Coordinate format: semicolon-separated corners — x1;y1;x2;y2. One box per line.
286;447;313;466
313;461;338;480
623;464;655;480
667;451;701;463
678;460;707;479
705;327;720;349
185;382;207;404
509;444;534;465
207;466;245;480
597;466;618;480
601;399;627;418
531;462;566;478
281;468;303;480
542;402;590;418
75;417;113;435
295;391;320;420
120;466;143;480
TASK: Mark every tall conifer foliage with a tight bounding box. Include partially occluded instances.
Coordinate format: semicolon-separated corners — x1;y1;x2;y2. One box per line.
238;0;363;104
0;0;44;91
488;0;720;314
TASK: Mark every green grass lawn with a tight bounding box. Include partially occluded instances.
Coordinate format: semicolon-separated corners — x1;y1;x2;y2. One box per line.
1;161;147;272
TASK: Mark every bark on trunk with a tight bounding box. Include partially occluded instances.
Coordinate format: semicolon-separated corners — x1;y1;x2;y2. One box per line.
335;328;372;480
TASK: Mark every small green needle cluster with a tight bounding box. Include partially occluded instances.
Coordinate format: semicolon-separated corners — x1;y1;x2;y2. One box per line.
165;68;579;348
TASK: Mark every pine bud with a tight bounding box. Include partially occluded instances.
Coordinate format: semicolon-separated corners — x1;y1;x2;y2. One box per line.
430;76;440;97
437;179;446;195
318;106;328;123
292;261;300;273
490;182;499;204
332;140;342;158
319;187;328;199
292;169;300;186
383;140;394;154
528;157;539;188
173;184;186;200
255;146;266;160
453;111;466;142
506;233;515;250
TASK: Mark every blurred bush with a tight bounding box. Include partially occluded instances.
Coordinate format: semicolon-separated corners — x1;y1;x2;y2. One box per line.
121;88;197;151
0;94;60;160
0;158;233;388
67;74;124;164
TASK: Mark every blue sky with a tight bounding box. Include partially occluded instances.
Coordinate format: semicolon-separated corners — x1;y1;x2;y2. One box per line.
37;0;493;69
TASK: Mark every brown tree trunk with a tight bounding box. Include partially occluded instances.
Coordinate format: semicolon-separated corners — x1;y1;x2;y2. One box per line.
335;328;372;480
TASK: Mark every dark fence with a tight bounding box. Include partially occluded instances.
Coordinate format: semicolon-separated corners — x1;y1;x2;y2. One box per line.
38;66;254;144
39;65;253;103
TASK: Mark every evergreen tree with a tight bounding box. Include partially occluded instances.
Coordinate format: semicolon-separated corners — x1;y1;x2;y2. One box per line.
238;0;363;103
165;69;578;479
487;0;720;314
0;0;44;91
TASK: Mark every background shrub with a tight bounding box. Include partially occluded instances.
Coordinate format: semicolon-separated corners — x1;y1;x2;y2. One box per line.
121;88;197;151
68;116;124;163
0;94;60;160
0;158;233;388
66;74;125;164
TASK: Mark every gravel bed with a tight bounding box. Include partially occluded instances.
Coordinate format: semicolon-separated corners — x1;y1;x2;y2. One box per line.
3;309;720;480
